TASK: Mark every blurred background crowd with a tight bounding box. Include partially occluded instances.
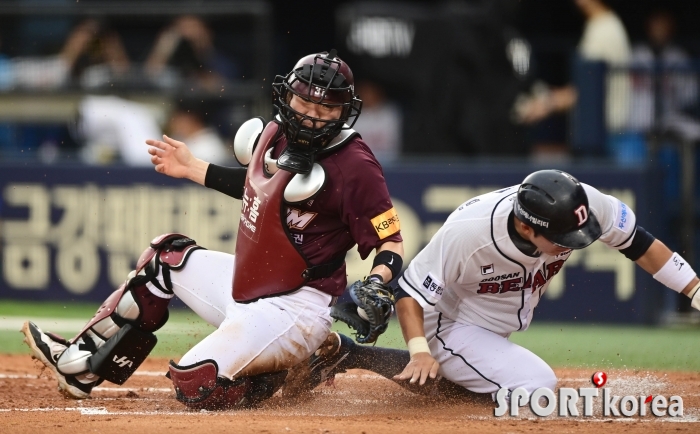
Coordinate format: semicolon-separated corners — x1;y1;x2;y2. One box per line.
0;0;693;170
0;0;698;169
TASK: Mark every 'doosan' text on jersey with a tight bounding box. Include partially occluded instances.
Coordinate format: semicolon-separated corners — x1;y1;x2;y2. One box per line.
398;184;637;335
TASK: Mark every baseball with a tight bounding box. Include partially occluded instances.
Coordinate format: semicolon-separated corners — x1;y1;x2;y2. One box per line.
357;306;370;321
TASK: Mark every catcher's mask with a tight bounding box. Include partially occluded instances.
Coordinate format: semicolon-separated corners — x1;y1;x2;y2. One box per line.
272;49;362;174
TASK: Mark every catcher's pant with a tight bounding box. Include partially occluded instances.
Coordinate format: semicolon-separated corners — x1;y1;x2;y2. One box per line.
147;249;333;379
424;311;556;398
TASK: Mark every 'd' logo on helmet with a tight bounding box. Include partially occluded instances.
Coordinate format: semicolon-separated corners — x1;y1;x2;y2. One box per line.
574;205;588;227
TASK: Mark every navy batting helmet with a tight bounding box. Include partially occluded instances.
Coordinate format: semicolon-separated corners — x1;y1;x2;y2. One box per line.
513;170;602;249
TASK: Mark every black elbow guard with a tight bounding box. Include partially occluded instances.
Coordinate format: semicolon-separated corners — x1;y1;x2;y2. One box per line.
619;226;656;261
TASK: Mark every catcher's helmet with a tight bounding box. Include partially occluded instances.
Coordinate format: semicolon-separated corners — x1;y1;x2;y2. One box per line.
272;49;362;174
513;170;602;249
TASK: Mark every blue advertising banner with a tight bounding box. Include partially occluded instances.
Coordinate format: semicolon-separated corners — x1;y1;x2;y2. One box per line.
0;163;665;324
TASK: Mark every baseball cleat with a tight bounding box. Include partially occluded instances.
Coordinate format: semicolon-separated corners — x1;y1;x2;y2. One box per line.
21;321;96;399
311;331;351;386
282;332;354;397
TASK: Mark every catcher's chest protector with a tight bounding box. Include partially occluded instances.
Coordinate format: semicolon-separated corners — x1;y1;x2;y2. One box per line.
232;122;309;302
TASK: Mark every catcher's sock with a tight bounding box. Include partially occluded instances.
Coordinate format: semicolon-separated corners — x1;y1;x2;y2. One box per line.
338;333;410;380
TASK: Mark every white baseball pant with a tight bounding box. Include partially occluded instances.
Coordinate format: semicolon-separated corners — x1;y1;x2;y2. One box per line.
424;311;557;398
146;249;333;379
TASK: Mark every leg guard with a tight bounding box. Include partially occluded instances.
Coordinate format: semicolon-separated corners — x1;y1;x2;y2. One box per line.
87;324;158;384
56;233;204;387
168;360;287;410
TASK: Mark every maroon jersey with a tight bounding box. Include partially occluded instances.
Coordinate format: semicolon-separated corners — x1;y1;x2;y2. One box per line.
272;132;403;296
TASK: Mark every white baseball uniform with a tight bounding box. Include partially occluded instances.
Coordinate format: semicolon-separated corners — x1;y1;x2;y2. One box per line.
148;249;334;379
398;183;636;395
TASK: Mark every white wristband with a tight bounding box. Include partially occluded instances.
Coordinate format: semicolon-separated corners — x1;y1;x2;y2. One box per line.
653;252;696;293
407;336;430;357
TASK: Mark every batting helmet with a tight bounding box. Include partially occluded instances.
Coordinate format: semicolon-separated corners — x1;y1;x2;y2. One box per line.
513;170;602;249
272;49;362;174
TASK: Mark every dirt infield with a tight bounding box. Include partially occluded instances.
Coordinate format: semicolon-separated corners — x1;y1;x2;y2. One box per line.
1;354;698;433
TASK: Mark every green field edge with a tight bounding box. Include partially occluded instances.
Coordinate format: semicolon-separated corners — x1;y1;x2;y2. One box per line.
2;299;700;371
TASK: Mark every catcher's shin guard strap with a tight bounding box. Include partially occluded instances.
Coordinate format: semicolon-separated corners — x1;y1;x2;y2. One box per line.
87;324;157;385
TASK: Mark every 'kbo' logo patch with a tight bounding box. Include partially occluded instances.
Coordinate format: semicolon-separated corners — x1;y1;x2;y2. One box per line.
371;207;401;239
422;272;444;299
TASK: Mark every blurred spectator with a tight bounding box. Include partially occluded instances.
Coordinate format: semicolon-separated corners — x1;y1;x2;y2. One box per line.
13;18;131;90
61;18;131;88
352;80;402;164
14;0;74;56
76;95;161;166
0;35;15;157
166;99;231;165
628;9;700;217
75;95;230;166
145;15;237;91
0;36;12;90
629;10;698;139
515;0;631;161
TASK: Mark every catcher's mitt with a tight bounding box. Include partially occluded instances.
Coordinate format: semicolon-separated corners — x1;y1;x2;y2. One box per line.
331;277;395;344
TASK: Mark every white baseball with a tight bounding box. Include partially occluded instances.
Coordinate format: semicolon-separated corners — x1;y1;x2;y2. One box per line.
357;306;370;321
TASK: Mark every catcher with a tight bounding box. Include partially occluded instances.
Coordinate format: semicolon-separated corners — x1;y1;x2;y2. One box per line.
21;50;403;410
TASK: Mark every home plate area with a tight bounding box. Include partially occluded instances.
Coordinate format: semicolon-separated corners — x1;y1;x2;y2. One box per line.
1;354;699;433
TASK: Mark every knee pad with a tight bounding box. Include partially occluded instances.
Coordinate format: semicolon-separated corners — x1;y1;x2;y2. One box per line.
168;360;287;410
145;233;206;295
